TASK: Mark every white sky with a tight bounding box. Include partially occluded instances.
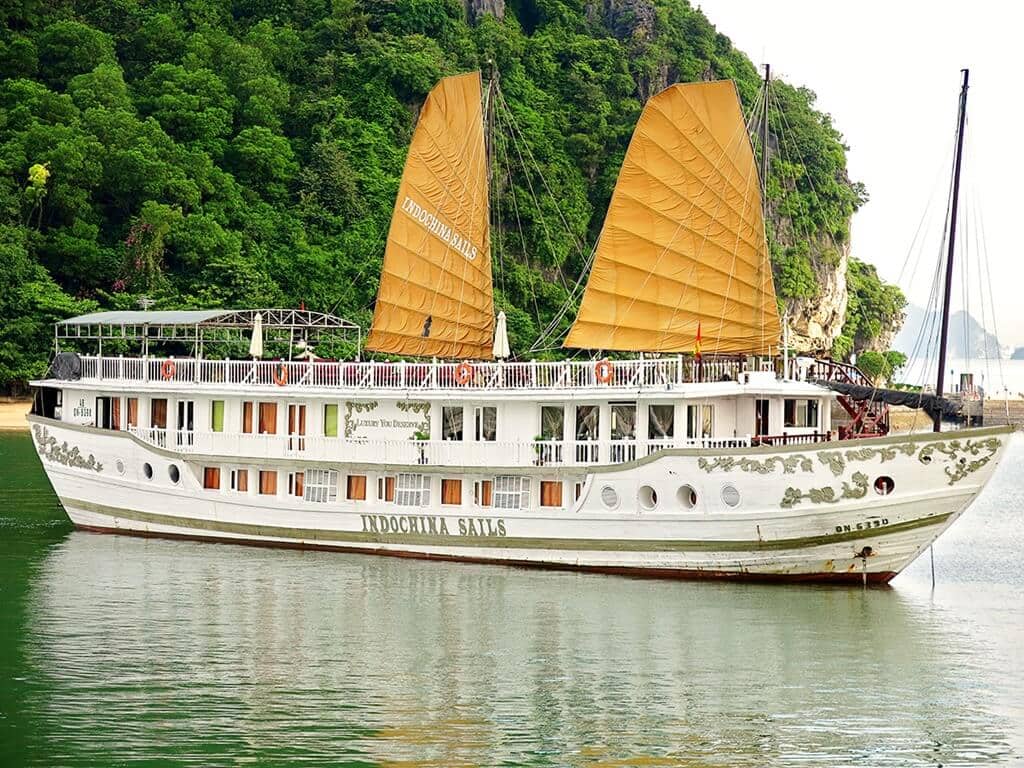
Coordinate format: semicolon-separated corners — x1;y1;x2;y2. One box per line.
697;0;1022;346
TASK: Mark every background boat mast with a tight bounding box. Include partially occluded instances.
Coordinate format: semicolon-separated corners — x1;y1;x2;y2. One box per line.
934;69;970;433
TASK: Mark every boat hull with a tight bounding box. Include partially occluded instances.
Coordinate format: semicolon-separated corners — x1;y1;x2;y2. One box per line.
30;416;1010;585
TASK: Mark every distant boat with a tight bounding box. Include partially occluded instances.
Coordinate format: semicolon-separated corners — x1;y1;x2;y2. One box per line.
27;70;1009;584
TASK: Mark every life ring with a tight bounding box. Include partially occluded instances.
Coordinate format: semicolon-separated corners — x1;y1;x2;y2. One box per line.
273;363;288;387
595;359;614;384
160;360;176;380
454;361;474;385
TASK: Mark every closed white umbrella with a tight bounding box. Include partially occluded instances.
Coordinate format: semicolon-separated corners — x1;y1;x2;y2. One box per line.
493;310;510;359
248;312;264;359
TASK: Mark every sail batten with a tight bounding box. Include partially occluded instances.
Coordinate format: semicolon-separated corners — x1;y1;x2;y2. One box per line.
367;72;494;359
564;80;780;355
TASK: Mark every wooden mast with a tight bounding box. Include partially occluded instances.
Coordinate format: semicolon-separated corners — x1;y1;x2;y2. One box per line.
933;69;970;433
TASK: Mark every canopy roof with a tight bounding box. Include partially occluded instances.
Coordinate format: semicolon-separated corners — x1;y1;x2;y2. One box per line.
56;308;361;351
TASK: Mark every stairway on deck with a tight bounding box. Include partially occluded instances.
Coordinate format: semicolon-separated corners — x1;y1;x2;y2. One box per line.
809;360;890;439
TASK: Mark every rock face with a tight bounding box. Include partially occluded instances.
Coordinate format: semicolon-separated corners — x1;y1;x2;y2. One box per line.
784;238;850;355
465;0;504;23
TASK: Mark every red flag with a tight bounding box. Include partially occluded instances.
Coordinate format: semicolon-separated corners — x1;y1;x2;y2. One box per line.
694;322;702;361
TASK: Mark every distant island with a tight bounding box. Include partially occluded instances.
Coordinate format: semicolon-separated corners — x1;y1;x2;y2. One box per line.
1011;347;1024;360
893;305;1002;359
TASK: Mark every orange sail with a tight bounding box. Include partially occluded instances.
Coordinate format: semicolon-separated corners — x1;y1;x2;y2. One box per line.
367;72;493;359
564;80;781;355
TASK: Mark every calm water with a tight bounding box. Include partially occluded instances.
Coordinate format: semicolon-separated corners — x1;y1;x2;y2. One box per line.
1;432;1023;767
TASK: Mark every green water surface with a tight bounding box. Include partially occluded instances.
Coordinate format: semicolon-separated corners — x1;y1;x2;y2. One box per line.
1;431;1022;767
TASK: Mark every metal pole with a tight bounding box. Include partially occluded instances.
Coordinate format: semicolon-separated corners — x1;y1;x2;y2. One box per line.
934;69;970;432
761;63;770;199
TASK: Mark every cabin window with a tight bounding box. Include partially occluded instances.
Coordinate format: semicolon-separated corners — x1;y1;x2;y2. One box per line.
686;405;713;439
346;474;367;501
211;400;225;432
474;480;493;507
396;473;430;507
258;402;277;435
259;470;277;495
474;407;497;441
494;475;531;510
442;406;463;441
784;399;819;429
203;467;221;490
540;480;563;508
441;478;462;505
288;471;304;497
378;476;396;503
541;406;564;440
574;481;584;501
575;405;599;441
648;405;674;439
126;397;138;428
151;398;168;429
305;469;339;503
324;403;339;437
610;403;636;440
231;468;249;492
242;401;254;434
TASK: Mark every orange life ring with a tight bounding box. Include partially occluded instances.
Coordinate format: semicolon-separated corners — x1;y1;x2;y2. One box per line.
454;361;474;385
273;363;288;386
161;360;176;380
595;359;614;384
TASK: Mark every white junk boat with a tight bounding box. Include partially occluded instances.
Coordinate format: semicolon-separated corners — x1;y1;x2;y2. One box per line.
28;73;1008;584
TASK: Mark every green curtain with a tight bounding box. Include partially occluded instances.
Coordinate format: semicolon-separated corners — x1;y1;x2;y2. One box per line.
324;404;338;437
211;400;225;432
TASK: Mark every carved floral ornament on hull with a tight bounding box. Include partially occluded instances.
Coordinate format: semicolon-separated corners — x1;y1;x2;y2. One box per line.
32;424;103;473
699;437;999;487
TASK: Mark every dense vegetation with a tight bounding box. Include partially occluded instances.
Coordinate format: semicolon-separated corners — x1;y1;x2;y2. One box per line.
0;0;902;392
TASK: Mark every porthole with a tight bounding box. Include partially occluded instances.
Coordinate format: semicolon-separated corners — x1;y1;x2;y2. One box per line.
677;484;698;509
168;464;180;484
142;462;153;480
638;485;658;511
600;485;620;509
115;458;125;475
721;484;741;508
874;476;894;495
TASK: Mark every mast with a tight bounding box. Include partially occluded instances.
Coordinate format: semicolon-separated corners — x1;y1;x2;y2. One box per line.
761;64;770;198
933;68;970;433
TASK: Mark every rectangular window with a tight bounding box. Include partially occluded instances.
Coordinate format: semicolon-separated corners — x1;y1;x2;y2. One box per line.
211;400;225;432
258;402;277;435
259;470;277;495
378;476;396;503
242;401;254;434
540;480;563;508
324;403;339;437
494;475;531;510
574;482;584;501
474;479;493;507
287;403;306;451
347;474;367;501
648;405;674;439
784;399;820;428
610;403;636;440
231;468;249;492
686;405;714;439
396;473;430;507
442;406;463;441
288;471;304;497
540;406;564;440
441;478;462;505
151;398;168;429
575;405;599;441
203;467;221;490
304;469;339;503
111;397;121;431
96;397;114;430
474;406;497;441
127;397;138;428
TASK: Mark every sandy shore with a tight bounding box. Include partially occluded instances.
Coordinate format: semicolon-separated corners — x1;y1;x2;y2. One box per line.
0;400;31;430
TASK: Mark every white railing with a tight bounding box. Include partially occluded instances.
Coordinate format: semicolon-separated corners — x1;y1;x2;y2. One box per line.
127;428;757;467
69;355;785;392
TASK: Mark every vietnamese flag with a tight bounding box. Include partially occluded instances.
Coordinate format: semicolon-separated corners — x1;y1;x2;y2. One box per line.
694;321;702;362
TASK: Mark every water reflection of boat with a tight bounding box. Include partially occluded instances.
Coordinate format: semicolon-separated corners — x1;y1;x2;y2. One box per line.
23;531;1015;766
